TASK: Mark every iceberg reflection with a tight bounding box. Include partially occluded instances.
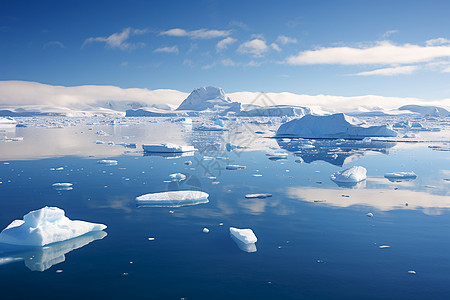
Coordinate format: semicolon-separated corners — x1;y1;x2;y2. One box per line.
0;231;107;272
230;234;257;253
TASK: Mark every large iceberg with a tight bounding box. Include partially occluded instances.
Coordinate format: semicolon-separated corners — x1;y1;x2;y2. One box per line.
142;143;196;153
276;113;397;139
0;207;107;246
398;105;450;117
176;86;242;113
331;166;367;183
230;227;258;253
136;191;209;207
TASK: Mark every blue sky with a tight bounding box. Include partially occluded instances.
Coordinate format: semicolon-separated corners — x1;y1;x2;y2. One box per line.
1;0;450;99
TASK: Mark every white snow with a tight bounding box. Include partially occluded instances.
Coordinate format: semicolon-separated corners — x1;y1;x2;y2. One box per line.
0;207;107;246
135;191;209;207
169;173;187;181
142;143;196;153
384;172;417;180
245;194;273;199
331;166;367;183
0;117;17;125
276;113;397;139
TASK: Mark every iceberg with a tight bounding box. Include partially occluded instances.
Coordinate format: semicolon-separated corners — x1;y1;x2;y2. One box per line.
276;113;397;139
398;105;450;117
238;105;310;118
176;86;241;113
331;166;367;183
136;191;209;207
0;117;17;125
52;182;73;190
194;124;229;131
0;207;107;246
169;173;187;181
384;172;417;181
142;143;196;153
229;227;257;253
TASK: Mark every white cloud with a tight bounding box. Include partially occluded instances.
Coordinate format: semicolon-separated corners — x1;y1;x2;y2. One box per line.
153;46;179;54
276;35;297;45
82;27;147;50
426;37;450;46
216;37;237;51
43;41;65;49
221;58;239;66
286;41;450;65
354;65;419;76
237;39;269;57
381;30;399;38
183;59;195;67
160;28;231;39
270;43;281;52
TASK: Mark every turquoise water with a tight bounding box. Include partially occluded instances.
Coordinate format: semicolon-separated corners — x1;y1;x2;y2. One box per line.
0;120;450;299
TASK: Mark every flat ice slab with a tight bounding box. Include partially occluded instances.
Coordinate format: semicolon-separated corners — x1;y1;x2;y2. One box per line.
276;113;397;139
136;191;209;207
245;194;273;199
97;160;118;165
0;207;107;246
169;173;187;181
226;165;246;170
384;172;417;180
331;166;367;183
230;227;257;253
142;143;196;153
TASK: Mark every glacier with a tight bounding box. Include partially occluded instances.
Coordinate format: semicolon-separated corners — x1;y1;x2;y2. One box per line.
0;207;107;246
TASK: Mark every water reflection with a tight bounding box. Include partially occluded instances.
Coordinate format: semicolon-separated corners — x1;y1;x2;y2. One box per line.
0;231;107;271
286;187;450;214
277;138;396;166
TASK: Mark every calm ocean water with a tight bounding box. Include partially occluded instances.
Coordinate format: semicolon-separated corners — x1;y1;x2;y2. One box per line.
0;118;449;299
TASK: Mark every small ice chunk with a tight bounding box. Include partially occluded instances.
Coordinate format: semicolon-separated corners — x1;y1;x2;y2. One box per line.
97;160;118;165
0;207;107;246
184;161;192;165
142;143;196;153
384;172;417;180
202;228;210;233
136;191;209;207
366;212;374;217
230;227;257;253
226;165;246;170
331;166;367;183
245;194;272;199
408;270;416;274
52;183;73;188
379;245;390;249
169;173;187;181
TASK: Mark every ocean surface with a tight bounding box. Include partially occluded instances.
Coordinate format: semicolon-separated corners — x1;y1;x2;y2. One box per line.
0;117;449;299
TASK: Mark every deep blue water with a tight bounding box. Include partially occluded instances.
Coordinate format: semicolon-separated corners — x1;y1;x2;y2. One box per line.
1;122;450;299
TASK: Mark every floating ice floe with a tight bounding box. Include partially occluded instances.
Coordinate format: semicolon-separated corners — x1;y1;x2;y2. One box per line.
195;124;229;131
135;191;209;207
331;166;367;183
276;113;397;139
366;212;374;217
52;182;73;190
202;228;210;233
142;143;196;153
266;153;288;160
226;165;246;170
0;207;107;246
97;160;118;165
169;173;187;181
245;194;273;199
230;227;257;253
384;172;417;181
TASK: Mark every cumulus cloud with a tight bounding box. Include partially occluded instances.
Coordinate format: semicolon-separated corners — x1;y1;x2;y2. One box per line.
354;65;419;76
160;28;231;39
153;46;179;54
276;35;297;45
216;37;237;51
237;39;269;57
426;37;450;46
82;27;147;50
286;41;450;65
270;43;281;52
